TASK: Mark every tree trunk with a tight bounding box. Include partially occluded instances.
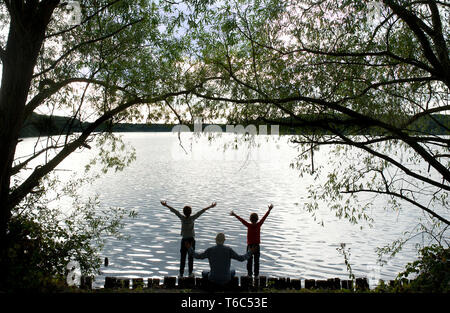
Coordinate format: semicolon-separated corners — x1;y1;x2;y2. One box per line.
0;27;34;249
0;2;59;283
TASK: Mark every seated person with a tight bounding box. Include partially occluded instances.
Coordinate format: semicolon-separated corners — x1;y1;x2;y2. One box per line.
186;233;256;286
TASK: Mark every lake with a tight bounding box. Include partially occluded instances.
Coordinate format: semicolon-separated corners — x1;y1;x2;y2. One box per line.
16;132;438;288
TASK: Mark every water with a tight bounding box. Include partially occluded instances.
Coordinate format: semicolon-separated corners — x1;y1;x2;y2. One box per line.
15;132;443;288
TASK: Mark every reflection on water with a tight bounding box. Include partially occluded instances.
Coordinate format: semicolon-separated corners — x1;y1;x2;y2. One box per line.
15;133;435;288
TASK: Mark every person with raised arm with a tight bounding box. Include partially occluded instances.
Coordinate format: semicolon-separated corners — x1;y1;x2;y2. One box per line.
230;204;274;278
161;200;216;278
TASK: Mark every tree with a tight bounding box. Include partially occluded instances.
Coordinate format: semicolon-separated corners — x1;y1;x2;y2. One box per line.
179;0;449;251
397;244;449;292
5;174;136;291
0;0;217;288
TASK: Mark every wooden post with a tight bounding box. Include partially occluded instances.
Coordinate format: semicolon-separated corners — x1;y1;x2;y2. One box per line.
334;278;341;290
342;280;353;290
80;276;93;290
258;276;267;288
179;277;195;289
102;275;378;291
254;276;260;289
230;276;239;291
240;276;252;290
132;278;144;289
104;277;116;289
195;277;206;289
164;276;176;288
305;279;316;289
278;277;287;289
117;278;130;289
186;276;195;289
290;279;301;290
178;277;184;289
152;278;161;288
267;277;278;289
285;277;291;289
316;280;328;289
355;278;369;291
327;278;340;290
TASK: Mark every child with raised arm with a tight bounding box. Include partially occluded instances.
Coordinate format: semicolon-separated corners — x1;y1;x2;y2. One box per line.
161;200;216;277
230;204;274;278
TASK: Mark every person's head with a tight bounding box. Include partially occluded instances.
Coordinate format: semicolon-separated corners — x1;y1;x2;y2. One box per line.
215;233;225;245
250;213;258;224
183;206;192;217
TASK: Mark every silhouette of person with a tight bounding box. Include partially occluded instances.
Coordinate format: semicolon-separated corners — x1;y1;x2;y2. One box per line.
186;232;257;286
161;200;216;277
230;204;274;278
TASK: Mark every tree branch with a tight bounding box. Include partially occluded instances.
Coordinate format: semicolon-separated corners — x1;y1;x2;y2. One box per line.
427;0;450;85
32;18;144;78
324;126;450;191
11;144;65;176
402;105;450;128
44;0;123;39
342;188;450;225
8;78;221;209
266;113;450;191
383;0;443;78
24;77;136;121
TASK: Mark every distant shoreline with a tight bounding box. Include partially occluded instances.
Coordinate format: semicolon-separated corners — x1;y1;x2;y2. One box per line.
19;112;450;138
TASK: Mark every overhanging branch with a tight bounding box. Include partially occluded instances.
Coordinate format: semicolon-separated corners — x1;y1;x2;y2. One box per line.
342;188;450;225
8;78;220;209
24;77;136;120
33;18;144;78
193;90;450;183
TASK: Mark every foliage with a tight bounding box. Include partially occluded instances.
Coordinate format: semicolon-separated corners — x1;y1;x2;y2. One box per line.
372;244;449;293
336;243;355;280
397;244;450;293
1;0;157;290
1;0;207;235
4;173;136;292
0;0;448;290
3;132;137;292
177;0;450;256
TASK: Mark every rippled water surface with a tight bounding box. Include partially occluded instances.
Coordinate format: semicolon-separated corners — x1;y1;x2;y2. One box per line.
17;133;440;288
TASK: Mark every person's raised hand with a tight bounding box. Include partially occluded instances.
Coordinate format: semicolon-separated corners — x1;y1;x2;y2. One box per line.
268;204;274;210
230;210;235;216
160;200;167;207
210;202;217;209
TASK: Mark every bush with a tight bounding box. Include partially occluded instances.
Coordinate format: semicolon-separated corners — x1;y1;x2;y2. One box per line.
397;245;450;293
4;215;72;292
1;187;135;292
1;133;137;292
